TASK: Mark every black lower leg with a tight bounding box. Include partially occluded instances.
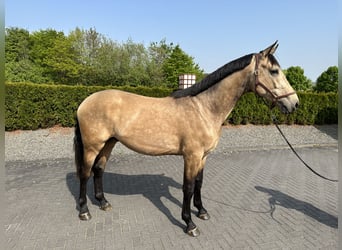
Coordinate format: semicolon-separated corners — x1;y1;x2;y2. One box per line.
194;169;209;220
182;178;199;236
93;165;112;211
79;176;91;220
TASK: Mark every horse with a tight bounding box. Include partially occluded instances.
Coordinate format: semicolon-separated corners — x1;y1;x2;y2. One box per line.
74;41;299;237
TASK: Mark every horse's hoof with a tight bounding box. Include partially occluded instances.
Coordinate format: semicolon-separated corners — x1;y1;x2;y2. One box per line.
100;202;112;211
198;212;210;220
79;212;92;221
187;227;200;237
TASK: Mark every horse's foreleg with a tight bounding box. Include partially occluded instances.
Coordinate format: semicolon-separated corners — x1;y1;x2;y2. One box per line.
182;177;197;236
182;154;203;237
194;168;210;220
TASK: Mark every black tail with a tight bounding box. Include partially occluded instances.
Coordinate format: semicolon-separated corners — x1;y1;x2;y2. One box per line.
74;118;84;178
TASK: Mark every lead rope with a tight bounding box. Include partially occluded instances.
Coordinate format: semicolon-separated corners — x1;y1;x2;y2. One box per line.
270;113;338;182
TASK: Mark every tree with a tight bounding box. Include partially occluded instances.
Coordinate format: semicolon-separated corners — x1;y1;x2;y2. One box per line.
30;29;82;84
5;27;31;62
284;66;312;91
147;39;175;86
5;26;205;87
69;28;152;86
314;66;338;92
5;59;49;83
69;27;103;66
68;27;106;85
5;27;50;83
162;45;204;88
46;36;82;84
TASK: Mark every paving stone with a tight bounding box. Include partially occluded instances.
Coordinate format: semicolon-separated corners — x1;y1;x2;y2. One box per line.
5;126;338;249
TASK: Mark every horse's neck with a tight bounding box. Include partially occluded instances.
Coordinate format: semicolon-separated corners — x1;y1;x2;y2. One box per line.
196;67;253;125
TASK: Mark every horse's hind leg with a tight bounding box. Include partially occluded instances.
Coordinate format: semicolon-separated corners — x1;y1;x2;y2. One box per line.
79;175;91;220
93;138;117;211
78;138;116;220
78;152;96;220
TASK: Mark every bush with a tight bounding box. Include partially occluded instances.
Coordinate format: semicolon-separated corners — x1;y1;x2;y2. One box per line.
5;82;172;130
5;83;337;131
228;92;338;125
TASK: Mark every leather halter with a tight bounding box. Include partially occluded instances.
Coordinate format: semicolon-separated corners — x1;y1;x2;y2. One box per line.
254;54;296;107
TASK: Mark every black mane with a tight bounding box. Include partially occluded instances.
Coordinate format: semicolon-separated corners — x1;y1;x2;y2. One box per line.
171;53;254;98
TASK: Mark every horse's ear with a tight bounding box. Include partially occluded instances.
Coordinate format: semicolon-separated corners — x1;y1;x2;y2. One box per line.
260;41;278;57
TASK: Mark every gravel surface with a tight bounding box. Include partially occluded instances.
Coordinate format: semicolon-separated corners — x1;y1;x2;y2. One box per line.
5;125;337;162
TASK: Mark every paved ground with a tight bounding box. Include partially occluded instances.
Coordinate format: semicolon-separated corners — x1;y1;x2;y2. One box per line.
5;125;338;249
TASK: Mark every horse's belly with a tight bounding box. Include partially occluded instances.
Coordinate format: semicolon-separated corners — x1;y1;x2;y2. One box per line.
117;132;181;156
112;106;183;155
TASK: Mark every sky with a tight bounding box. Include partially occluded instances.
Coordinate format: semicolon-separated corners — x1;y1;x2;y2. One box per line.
5;0;337;81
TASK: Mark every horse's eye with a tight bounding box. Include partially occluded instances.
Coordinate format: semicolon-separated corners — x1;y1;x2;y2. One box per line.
269;69;279;76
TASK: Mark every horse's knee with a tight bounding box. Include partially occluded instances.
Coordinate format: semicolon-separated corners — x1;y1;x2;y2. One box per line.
183;184;194;196
80;170;92;179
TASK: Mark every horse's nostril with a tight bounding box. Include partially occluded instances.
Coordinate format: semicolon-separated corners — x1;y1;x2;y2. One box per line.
295;102;299;109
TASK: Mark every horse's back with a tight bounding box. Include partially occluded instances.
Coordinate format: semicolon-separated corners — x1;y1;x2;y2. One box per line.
78;89;164;117
79;89;154;107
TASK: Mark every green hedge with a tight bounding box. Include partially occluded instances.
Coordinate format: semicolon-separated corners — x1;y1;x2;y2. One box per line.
5;82;172;130
5;82;337;131
228;92;338;125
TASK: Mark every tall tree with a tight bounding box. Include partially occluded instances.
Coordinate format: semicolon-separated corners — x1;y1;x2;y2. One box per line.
68;27;105;84
30;29;81;84
5;27;205;87
5;27;49;83
314;66;338;92
162;45;204;88
284;66;312;91
69;27;103;66
147;39;174;86
5;27;31;62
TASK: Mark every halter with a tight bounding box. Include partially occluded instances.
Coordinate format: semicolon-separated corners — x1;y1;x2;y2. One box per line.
254;54;296;107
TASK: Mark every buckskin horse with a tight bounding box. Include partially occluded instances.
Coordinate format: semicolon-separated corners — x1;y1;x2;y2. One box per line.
74;41;299;236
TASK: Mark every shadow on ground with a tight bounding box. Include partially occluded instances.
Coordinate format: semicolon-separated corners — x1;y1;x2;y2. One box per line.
314;124;338;140
66;172;184;228
255;186;337;228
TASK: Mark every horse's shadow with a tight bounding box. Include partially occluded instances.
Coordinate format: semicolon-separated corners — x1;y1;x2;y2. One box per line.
255;186;337;228
66;172;184;228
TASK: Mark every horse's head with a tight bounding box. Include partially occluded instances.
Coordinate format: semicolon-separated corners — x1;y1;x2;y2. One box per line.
252;42;299;114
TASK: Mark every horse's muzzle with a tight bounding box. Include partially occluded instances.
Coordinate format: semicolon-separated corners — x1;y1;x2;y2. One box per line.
278;97;299;114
